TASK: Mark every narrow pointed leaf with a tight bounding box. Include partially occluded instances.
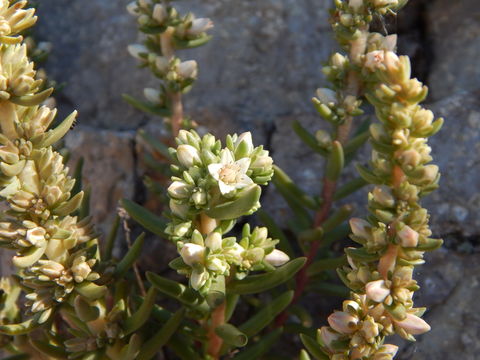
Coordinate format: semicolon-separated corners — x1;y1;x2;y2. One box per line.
119;334;142;360
124;286;158;335
11;87;53;106
292;120;328;156
232;328;282;360
123;94;171;117
121;199;166;237
36;111;78;148
307;256;347;276
115;233;145;279
326;141;344;181
273;165;318;209
146;272;203;307
300;334;329;360
53;191;84;216
333;177;368;201
137;308;185;360
12;242;46;268
103;215;120;261
228;258;306;295
31;340;68;359
239;291;293;337
0;317;38;335
173;35;212;49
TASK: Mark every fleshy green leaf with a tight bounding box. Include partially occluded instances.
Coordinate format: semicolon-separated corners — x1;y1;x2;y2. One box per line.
115;233;145;279
124;287;158;335
300;334;329;360
215;324;248;347
206;185;261;220
123;94;171;117
232;328;282;360
121;199;166;237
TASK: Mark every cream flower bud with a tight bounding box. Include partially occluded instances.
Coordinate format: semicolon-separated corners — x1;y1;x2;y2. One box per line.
349;0;363;10
26;227;46;246
205;232;222;251
234;132;254;156
187;18;214;36
264;249;289;266
152;4;167;24
144;88;160;103
395;313;431;335
421;164;439;183
328;311;358;334
176;144;201;168
373;344;399;360
384;51;400;72
315;88;337;105
155;56;170;73
180;243;205;265
319;326;340;349
350;218;370;239
397;225;419;247
177;60;198;79
169;200;189;218
191;189;207;206
365;279;390;302
128;44;148;60
40;261;64;279
168;181;191;199
190;269;208;290
126;2;139;15
372;186;395;208
138;0;151;9
331;53;347;68
207;258;228;273
373;0;398;7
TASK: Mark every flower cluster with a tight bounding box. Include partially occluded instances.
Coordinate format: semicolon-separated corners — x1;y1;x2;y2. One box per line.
127;0;213;131
316;33;442;360
166;130;285;293
0;0;36;44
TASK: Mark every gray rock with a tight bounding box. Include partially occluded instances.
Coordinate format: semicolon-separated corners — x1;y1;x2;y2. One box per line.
427;0;480;100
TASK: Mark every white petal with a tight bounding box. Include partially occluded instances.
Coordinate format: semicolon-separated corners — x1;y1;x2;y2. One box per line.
219;181;235;195
235;157;251;174
208;163;223;180
220;149;234;165
234;174;253;189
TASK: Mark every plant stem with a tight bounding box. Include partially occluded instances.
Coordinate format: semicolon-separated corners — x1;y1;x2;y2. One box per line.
206;301;226;359
275;29;368;327
160;27;183;137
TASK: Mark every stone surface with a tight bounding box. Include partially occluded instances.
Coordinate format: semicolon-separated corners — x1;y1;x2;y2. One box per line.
427;0;480;100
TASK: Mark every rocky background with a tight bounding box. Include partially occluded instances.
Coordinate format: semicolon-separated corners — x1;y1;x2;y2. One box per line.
1;0;478;358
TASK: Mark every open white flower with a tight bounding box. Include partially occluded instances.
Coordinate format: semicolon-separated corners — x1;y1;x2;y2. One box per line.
208;150;253;195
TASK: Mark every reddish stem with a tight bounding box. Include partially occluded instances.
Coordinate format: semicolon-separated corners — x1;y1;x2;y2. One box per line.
206;301;226;359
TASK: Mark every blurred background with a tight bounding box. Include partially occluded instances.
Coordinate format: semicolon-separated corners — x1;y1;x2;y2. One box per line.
3;0;479;358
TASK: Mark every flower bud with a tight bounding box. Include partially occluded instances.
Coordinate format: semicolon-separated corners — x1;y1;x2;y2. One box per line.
190;269;208;290
361;316;380;341
128;44;149;60
350;218;370;239
207;257;228;273
138;0;151;9
176;144;201;168
177;60;198;79
169;200;189;218
205;232;222;251
187;18;214;36
397;225;419;247
26;227;46;246
373;344;399;360
168;181;191;199
72;256;93;283
155;56;170;74
126;2;139;15
372;186;395;208
152;4;167;24
394;313;431;335
331;53;347;68
327;311;358;334
373;0;398;7
315;88;337;105
365;279;390;302
349;0;363;10
144;88;161;104
192;188;207;206
319;326;340;349
384;51;400;72
264;249;289;266
180;243;205;265
234;132;254;157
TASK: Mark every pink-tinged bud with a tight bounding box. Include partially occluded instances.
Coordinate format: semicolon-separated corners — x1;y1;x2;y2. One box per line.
319;326;340;349
378;244;398;279
397;225;419;247
395;313;431;335
264;249;289;266
187;18;214;36
365;279;390;302
373;344;398;360
177;60;198;79
180;243;205;265
176;144;201;168
327;311;358;334
152;4;167;24
350;218;370;239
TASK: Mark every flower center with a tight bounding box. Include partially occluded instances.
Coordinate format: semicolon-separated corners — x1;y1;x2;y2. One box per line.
219;163;240;184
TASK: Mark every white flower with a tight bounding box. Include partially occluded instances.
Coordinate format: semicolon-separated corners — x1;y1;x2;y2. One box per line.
187;18;214;36
208;150;253;195
373;0;398;7
176;144;201;168
264;249;289;266
177;60;198;79
180;243;205;265
364;50;385;71
349;0;363;10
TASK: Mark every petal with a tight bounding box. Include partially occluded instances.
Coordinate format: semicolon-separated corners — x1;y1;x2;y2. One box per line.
208;163;223;180
235;174;253;189
220;149;234;164
219;181;235;195
235;157;251;173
